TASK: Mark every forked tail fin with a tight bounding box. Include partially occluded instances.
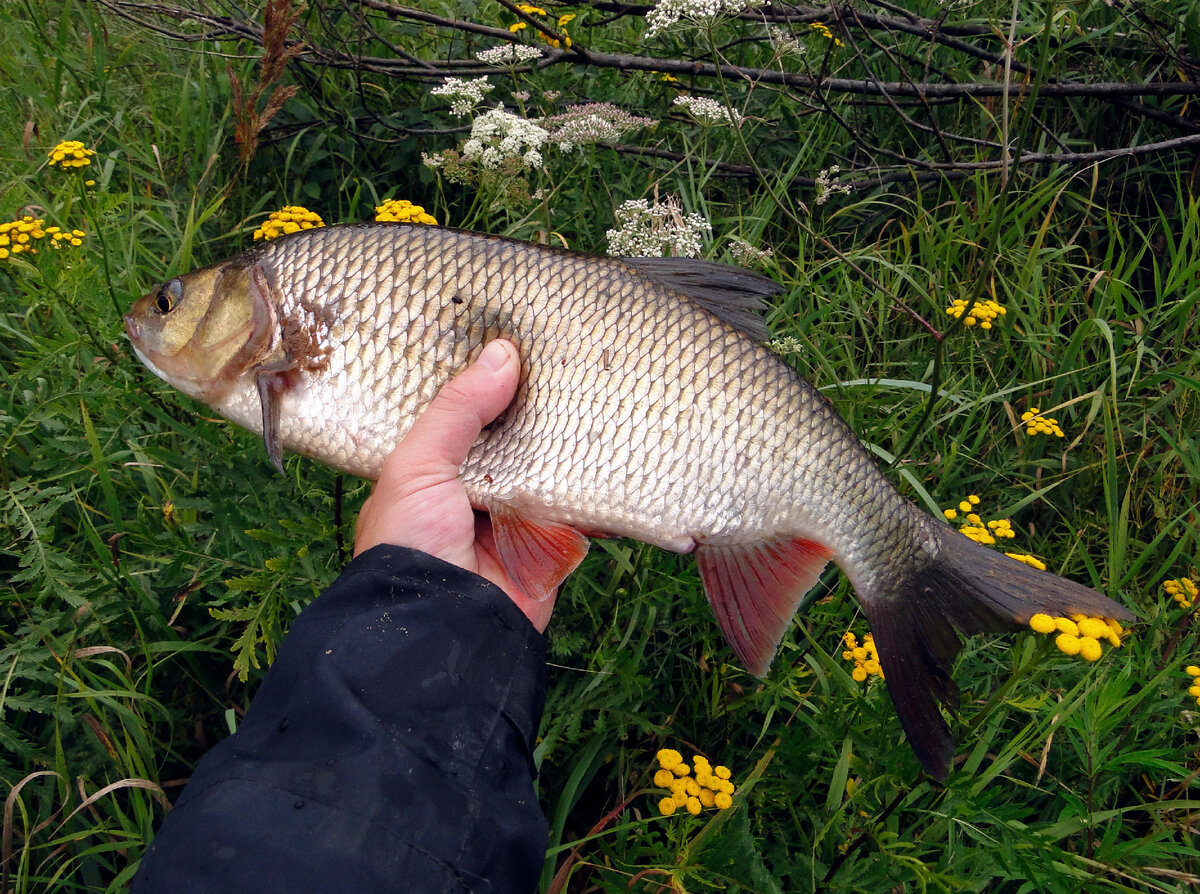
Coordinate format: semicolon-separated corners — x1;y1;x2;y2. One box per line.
860;529;1134;781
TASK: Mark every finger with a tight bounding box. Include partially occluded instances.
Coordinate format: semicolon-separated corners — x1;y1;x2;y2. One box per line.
376;339;520;488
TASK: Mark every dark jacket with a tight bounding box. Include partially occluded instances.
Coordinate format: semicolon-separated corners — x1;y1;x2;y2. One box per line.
133;545;549;893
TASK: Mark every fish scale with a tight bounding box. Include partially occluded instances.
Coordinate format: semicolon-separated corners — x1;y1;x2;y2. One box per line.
125;222;1133;780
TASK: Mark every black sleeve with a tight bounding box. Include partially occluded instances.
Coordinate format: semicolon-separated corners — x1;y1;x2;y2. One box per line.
132;544;549;894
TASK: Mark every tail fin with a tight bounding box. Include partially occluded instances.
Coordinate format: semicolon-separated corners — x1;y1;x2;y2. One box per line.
860;530;1134;781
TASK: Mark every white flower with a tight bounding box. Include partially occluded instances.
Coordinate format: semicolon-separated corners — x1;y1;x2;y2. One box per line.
815;165;852;205
540;103;656;151
672;94;743;126
431;76;494;116
646;0;764;39
475;44;545;66
728;237;773;265
766;24;806;58
461;106;549;170
605;196;711;258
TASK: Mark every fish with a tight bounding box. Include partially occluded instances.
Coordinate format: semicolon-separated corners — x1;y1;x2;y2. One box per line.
125;222;1133;780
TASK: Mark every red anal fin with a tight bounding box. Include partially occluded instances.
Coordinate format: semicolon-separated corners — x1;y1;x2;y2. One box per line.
695;538;833;677
487;501;590;603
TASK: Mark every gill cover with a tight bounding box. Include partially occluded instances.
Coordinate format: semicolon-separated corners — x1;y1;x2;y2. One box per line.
126;261;281;399
126;260;292;471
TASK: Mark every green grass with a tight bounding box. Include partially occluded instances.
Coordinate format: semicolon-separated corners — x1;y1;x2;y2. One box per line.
2;1;1199;891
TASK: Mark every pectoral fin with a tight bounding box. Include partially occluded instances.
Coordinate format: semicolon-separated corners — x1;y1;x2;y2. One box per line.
487;500;590;602
694;537;834;676
256;371;288;475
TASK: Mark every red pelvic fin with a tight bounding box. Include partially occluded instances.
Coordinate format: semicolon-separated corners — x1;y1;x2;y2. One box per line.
487;501;591;603
694;537;833;676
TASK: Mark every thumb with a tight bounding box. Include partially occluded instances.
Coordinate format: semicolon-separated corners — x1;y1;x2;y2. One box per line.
378;339;520;485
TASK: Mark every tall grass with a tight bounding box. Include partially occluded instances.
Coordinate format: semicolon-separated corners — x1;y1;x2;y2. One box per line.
2;1;1198;891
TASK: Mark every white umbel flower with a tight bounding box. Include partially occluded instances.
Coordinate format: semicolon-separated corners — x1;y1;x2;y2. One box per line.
431;76;494;116
605;196;711;258
646;0;764;39
475;44;545;66
673;95;743;126
462;106;549;170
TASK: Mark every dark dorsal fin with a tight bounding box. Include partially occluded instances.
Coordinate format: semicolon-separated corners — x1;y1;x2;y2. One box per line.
624;256;780;342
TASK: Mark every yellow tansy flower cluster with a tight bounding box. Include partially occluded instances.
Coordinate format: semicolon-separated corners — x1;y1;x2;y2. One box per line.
374;199;437;225
1164;577;1197;609
946;297;1006;329
1021;408;1065;438
942;495;1016;546
48;139;95;169
1028;613;1123;662
0;216;86;260
1186;665;1200;707
509;5;574;48
652;749;735;816
809;22;845;47
840;631;883;682
253;206;325;241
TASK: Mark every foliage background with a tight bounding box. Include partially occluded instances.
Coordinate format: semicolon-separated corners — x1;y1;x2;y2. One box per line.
2;0;1199;890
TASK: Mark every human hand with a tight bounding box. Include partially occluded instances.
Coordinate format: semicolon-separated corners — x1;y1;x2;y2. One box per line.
354;340;555;632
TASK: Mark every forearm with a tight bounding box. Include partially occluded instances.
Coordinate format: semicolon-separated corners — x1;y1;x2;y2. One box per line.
133;544;548;894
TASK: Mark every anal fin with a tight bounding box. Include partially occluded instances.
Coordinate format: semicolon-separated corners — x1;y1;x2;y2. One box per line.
694;537;833;676
487;501;590;603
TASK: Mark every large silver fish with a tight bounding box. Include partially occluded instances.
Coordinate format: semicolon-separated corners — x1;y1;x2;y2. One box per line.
125;223;1131;779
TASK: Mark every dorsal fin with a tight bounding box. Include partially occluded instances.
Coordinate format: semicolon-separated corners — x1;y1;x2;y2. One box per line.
624;257;779;341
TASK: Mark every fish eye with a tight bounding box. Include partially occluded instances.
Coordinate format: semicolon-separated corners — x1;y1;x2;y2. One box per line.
154;279;182;315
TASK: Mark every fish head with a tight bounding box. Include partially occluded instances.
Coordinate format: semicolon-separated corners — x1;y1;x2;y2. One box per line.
125;260;278;404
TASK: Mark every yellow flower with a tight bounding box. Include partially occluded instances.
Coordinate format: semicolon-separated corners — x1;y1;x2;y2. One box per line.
1055;633;1081;655
1078;637;1103;662
543;13;574;48
1164;577;1197;609
1029;613;1057;634
987;519;1015;539
808;22;845;47
1054;617;1079;636
1077;617;1109;640
254;205;325;241
0;215;84;259
375;199;437;225
1006;553;1047;571
656;748;683;771
946;297;1006;329
651;745;737;814
1185;666;1200;708
47;139;95;169
841;629;884;681
1029;611;1123;660
1021;408;1066;438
